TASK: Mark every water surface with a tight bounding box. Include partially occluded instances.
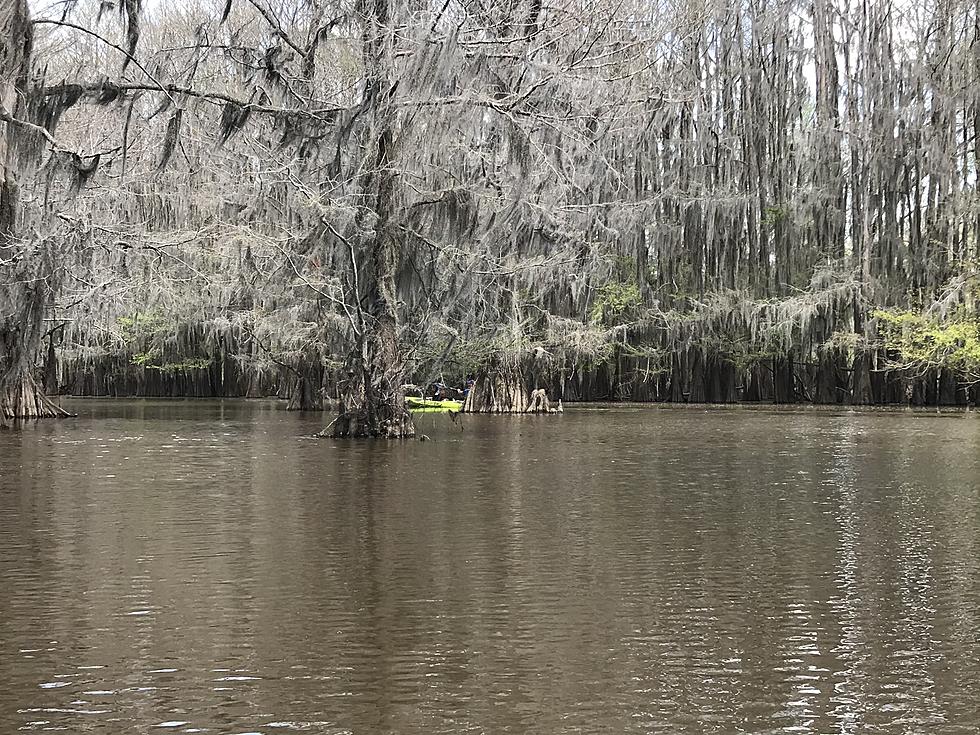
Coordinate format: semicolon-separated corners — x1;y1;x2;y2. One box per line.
2;400;979;733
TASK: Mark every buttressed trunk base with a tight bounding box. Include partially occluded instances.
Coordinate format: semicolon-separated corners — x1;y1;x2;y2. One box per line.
1;375;72;427
330;307;415;439
461;356;561;414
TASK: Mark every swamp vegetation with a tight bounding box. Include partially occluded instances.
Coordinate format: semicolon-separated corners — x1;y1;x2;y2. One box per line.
1;0;979;433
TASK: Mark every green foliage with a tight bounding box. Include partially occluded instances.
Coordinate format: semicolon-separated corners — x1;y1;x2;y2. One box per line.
154;358;213;373
132;349;162;367
590;281;642;326
761;206;787;226
122;313;211;373
130;350;212;372
724;342;783;373
612;255;637;277
117;311;172;344
876;308;980;378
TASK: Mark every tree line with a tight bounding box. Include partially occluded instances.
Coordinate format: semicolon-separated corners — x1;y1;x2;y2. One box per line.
2;0;978;431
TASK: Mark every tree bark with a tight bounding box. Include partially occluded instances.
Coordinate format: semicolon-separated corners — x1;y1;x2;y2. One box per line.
1;0;60;426
330;0;413;438
461;355;529;413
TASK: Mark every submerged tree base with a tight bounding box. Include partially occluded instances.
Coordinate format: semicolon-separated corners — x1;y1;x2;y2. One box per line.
1;376;74;427
328;409;416;438
326;389;416;438
461;361;563;414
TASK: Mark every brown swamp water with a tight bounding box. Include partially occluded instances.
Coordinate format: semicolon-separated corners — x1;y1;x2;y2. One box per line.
1;399;979;734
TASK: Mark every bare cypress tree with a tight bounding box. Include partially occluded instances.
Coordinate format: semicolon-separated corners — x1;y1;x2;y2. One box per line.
329;0;414;437
1;0;68;424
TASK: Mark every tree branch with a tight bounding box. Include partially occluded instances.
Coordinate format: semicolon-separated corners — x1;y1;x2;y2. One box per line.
0;103;71;154
32;18;180;108
41;82;346;121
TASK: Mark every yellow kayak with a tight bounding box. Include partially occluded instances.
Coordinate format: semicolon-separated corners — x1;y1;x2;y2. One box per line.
405;397;463;411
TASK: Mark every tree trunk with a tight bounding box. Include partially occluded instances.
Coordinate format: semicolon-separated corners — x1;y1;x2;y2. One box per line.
42;328;59;395
287;361;324;411
773;354;795;403
813;348;841;403
331;190;414;436
849;352;874;405
526;388;561;414
2;373;72;422
0;0;67;426
461;354;530;413
330;0;413;438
